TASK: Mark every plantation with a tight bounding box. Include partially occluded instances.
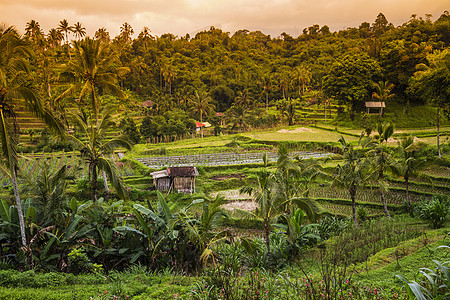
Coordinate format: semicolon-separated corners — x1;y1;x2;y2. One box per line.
0;8;449;300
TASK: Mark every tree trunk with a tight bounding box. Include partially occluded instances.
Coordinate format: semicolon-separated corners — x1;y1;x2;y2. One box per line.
265;92;269;113
103;171;110;201
350;185;357;226
200;111;203;138
406;176;412;216
437;107;441;158
324;102;327;121
92;165;98;202
12;169;27;246
380;190;390;217
264;219;270;254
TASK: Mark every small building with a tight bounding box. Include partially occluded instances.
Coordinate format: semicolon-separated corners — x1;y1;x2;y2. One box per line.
150;166;199;194
150;170;171;191
365;102;386;116
168;166;199;194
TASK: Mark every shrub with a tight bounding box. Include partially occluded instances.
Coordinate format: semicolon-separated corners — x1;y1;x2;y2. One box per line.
414;195;449;228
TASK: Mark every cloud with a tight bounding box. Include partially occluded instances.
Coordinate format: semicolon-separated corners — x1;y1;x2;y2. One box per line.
0;0;448;38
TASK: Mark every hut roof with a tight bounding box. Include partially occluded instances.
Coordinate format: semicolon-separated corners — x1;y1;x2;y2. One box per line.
167;166;199;177
150;170;169;179
365;102;385;108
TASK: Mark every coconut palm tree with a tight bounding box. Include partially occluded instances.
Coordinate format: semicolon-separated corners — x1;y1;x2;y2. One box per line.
73;22;86;41
0;25;63;246
235;90;253;108
94;27;110;43
368;123;395;217
57;37;129;124
228;104;248;132
189;91;215;138
393;136;427;215
68;106;131;201
293;65;312;96
240;153;319;254
372;81;395;109
47;28;63;48
332;136;371;226
24;20;43;44
58;19;73;58
258;74;273;113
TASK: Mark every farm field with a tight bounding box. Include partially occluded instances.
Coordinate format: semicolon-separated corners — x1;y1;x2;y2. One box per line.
1;9;449;299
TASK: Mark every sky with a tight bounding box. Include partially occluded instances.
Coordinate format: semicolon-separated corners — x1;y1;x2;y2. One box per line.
1;0;448;38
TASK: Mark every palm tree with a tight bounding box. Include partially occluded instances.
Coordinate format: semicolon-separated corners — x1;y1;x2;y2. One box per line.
368;123;395;217
293;65;312;96
240;164;283;254
94;27;110;43
119;22;134;45
57;37;129;124
278;97;298;126
24;20;43;44
58;19;73;58
259;74;273;113
394;136;426;215
228;105;248;132
372;81;395;109
73;22;86;41
21;160;76;226
235;90;253;108
332;136;371;226
68;106;131;201
162;64;176;95
240;153;319;254
47;28;63;48
0;25;63;246
189;91;215;138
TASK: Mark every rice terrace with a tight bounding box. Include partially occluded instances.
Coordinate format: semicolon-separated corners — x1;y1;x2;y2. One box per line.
0;4;449;300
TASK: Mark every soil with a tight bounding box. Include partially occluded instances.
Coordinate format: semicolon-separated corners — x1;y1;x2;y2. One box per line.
222;200;257;212
211;173;247;181
277;127;313;133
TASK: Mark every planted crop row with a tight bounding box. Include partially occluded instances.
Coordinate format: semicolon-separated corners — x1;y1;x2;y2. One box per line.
319;202;384;217
308;186;427;206
136;151;330;169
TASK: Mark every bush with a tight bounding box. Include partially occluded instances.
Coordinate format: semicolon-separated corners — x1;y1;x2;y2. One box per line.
414;195;449;228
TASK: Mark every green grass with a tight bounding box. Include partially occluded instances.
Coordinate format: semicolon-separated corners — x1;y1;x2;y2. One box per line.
244;126;357;142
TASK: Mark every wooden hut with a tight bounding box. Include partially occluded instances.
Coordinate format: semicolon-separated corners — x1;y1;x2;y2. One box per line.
150;170;170;191
151;167;199;194
168;166;199;194
365;102;385;116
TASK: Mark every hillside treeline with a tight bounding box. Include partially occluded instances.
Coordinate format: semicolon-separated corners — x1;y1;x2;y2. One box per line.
8;12;450;119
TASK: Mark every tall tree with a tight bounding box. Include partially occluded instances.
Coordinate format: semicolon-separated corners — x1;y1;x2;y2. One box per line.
332;136;371;225
189;91;214;138
73;22;86;41
394;136;426;215
58;19;73;58
0;25;63;246
68;106;131;201
94;27;110;43
368;122;395;217
47;28;63;48
57;37;129;124
324;53;382;112
410;50;450;158
24;20;43;43
293;65;312;96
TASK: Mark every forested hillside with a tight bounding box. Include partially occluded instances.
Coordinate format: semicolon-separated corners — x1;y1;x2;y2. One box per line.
19;12;449;124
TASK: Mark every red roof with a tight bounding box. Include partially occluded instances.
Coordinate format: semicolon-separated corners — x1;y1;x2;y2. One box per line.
195;122;205;128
